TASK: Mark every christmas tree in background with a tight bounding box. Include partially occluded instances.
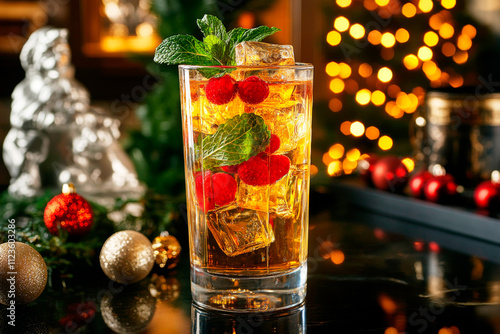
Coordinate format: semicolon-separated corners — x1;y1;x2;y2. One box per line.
318;0;497;178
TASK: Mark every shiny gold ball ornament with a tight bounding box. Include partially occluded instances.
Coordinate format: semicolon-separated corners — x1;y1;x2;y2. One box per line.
152;231;182;269
100;230;155;284
148;273;180;301
100;287;156;333
0;242;47;305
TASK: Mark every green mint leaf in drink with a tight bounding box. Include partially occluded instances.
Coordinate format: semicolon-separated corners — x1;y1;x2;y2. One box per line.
201;113;270;169
154;35;219;65
153;14;280;67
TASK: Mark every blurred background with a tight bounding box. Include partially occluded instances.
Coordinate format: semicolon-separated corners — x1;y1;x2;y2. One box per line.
1;0;499;192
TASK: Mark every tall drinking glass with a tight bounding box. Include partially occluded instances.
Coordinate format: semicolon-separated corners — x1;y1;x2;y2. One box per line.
179;64;313;312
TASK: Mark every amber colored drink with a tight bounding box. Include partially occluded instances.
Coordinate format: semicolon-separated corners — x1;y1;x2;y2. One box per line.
179;64;313;311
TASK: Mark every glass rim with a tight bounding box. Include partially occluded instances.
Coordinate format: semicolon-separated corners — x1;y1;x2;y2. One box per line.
179;62;313;70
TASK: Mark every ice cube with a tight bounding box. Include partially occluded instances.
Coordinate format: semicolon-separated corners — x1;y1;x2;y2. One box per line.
191;93;244;134
270;165;307;219
235;42;295;66
207;206;275;257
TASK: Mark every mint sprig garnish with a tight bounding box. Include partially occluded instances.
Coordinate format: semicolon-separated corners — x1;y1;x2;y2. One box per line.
154;14;280;66
201;113;270;169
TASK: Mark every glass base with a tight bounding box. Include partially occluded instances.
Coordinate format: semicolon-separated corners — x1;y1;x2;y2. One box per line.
191;264;307;312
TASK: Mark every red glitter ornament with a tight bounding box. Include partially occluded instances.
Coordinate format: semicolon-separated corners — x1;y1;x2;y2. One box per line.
371;156;409;193
474;171;500;210
44;183;93;235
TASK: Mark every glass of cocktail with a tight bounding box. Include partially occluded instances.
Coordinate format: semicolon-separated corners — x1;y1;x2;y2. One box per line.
179;56;312;311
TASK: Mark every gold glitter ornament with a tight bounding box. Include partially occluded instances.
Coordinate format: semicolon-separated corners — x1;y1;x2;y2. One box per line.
0;242;47;305
100;287;156;333
152;231;182;269
99;230;154;284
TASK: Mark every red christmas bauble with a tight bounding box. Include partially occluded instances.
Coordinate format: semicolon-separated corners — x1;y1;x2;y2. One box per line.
474;181;500;210
423;175;457;203
358;155;379;186
371;157;409;193
44;183;93;235
409;170;432;198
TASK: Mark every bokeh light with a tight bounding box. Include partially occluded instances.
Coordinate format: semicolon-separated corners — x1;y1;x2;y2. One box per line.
381;32;396;48
326;61;341;76
336;0;352;8
331;250;345;264
340;121;352;135
442;42;456;57
441;0;456;9
327;160;343;176
346;148;361;161
368;30;382;45
462;24;477;38
424;31;439;47
359;63;373;78
395;28;410;43
350;24;366;39
378;67;393;83
329;98;343;112
371;90;386;105
439;23;455;39
378;135;393;150
402;3;417;18
453;51;468;64
329;143;345;159
350;121;366;136
403;54;419;70
355;89;372;105
418;0;433;13
327;30;342;46
330;78;345;93
334;16;350;32
401;158;415;172
418;46;433;61
339;63;352;78
457;35;472;50
366;126;380;140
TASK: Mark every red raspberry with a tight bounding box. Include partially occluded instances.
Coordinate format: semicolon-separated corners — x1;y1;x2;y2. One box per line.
238;76;269;104
205;75;237;105
212;173;237;206
221;164;239;174
238;156;270;186
238;154;291;186
269;155;290;184
265;134;280;154
195;171;237;212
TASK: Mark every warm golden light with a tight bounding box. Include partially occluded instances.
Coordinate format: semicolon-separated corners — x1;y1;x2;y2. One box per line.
346;148;361;161
385;327;399;334
453;51;468;64
310;164;318;176
350;24;366;39
388;84;401;98
329;98;343;112
418;0;433;13
350;121;366;136
323;152;334;165
359;63;373;78
403;54;419;69
345;79;359;94
366;126;380;140
329;143;345;159
438;328;453;334
422;61;437;75
328;161;343;176
378;135;393;150
429;14;444;31
462;24;477;39
439;23;455;39
386;102;404;118
336;0;352;7
331;250;345;264
381;32;396;48
442;42;456;57
136;22;154;37
377;67;393;83
418;46;433;61
340;121;352;135
334;16;350;32
396;92;411;110
371;90;386;106
330;78;345;93
424;31;439;47
327;31;342;46
364;0;378;10
401;158;415;172
375;0;390;6
343;158;357;172
402;3;417;18
449;75;464;88
395;28;410;43
355;89;371;105
368;30;382;45
457;35;472;50
326;61;341;76
441;0;456;9
339;63;352;78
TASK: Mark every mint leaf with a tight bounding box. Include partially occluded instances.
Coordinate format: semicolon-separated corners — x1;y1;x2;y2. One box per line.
154;35;220;65
229;26;281;46
197;15;228;42
201;113;270;169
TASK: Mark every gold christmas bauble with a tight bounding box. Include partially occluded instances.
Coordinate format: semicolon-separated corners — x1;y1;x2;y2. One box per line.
100;230;155;284
0;242;47;305
152;232;181;270
101;287;156;333
148;273;180;302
